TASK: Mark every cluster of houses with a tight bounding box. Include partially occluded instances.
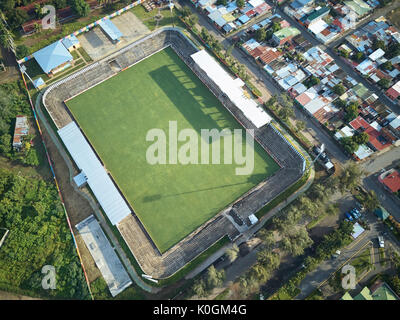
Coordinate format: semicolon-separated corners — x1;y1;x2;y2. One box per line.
190;0;281;34
336;17;400;104
241;15;400;161
284;0;379;43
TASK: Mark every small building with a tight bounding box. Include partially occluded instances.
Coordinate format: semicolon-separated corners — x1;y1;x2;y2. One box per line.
73;171;88;188
303;6;330;27
374;206;390;221
99;19;123;43
272;27;301;46
12;116;29;150
61;35;81;52
32;77;45;89
33;41;74;76
378;169;400;194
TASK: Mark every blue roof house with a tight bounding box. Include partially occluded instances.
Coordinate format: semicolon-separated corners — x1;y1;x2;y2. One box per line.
61;35;80;52
33;41;73;76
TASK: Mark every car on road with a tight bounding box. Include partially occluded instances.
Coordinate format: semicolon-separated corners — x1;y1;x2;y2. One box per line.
378;236;385;248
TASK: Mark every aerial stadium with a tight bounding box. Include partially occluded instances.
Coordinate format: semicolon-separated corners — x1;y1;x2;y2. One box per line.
42;27;307;279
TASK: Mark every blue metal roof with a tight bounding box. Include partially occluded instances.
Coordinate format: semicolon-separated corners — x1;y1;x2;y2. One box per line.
238;15;250;24
62;35;79;49
32;77;45;88
33;41;73;74
99;19;123;41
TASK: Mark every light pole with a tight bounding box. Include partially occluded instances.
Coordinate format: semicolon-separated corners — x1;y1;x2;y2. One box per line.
305;143;325;173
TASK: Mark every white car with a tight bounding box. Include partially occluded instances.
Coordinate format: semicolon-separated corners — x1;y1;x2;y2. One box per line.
378;236;385;248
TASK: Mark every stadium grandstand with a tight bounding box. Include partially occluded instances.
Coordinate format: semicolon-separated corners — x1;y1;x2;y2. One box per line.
58;121;131;225
191;50;271;128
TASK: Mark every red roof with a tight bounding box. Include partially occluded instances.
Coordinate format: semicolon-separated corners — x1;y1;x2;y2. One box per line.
386;87;400;99
249;46;267;58
381;170;400;193
258;49;283;64
350;116;391;151
295;92;312;106
349;116;370;130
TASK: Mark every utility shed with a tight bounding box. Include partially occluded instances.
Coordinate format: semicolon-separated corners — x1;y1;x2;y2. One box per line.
99;19;123;43
12;115;29;150
58;121;131;225
76;215;132;297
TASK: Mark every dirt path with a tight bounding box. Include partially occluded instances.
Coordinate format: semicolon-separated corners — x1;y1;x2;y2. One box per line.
0;291;40;300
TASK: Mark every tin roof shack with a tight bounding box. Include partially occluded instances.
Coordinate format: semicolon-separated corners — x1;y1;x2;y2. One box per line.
12;116;29;151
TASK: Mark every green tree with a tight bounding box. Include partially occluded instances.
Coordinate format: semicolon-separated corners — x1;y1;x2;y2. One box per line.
280;226;313;256
255;28;267;42
372;39;385;51
181;5;191;18
333;84;346;96
16;44;29;60
225;244;240;263
295;120;306;132
378;78;391;89
69;0;90;17
206;265;225;290
381;61;393;71
353;132;369;145
358;190;379;212
186;14;198;28
192;279;207;297
344;102;359;122
236;0;245;8
338;162;364;193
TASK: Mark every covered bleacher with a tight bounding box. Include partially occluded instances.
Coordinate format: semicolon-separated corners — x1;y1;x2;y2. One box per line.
99;18;123;43
190;50;271;128
58;121;131;225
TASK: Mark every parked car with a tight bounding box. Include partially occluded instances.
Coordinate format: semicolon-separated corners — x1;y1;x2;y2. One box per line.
345;212;353;221
350;208;361;219
378;236;385;248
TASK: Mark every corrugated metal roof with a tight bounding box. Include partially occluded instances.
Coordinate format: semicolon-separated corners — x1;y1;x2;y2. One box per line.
99;19;123;41
33;41;73;74
58;122;131;225
191;50;271;128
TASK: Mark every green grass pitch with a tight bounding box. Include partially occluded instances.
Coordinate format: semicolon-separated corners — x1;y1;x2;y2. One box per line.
66;47;279;253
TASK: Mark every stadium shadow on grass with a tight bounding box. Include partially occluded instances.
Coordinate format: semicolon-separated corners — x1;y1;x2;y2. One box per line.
149;61;269;162
141;173;268;202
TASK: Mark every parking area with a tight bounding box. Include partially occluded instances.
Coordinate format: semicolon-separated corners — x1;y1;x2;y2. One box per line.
78;11;150;61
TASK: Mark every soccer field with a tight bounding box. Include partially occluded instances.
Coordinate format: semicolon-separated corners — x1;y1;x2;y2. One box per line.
66;47;279;253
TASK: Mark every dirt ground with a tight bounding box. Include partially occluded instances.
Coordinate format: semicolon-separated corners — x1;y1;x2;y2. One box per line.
388;7;400;29
0;291;40;300
78;11;150;61
37;116;101;284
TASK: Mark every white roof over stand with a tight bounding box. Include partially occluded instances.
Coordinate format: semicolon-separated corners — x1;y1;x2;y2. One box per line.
191;50;271;128
58;122;131;225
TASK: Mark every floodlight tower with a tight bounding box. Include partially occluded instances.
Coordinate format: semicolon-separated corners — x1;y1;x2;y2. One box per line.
305;143;325;173
169;0;175;27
